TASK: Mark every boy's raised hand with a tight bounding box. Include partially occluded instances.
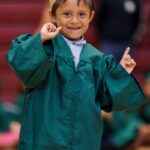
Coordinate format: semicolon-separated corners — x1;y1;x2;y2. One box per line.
120;47;136;74
40;22;62;43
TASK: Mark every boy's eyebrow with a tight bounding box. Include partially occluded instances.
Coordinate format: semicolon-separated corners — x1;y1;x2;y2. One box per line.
60;9;89;13
60;8;72;11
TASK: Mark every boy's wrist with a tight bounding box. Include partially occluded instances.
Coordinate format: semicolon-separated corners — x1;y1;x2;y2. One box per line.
41;36;46;43
40;32;48;43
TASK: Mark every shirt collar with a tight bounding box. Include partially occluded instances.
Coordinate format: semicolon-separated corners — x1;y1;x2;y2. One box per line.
61;35;86;46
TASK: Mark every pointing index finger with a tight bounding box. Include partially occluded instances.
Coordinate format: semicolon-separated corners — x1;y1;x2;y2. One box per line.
123;47;130;56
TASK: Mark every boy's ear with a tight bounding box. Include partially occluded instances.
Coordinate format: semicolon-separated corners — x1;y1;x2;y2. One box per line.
89;11;95;22
49;11;57;25
49;11;55;21
49;11;57;26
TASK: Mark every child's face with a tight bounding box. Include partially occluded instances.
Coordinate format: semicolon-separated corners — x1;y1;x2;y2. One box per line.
52;0;94;41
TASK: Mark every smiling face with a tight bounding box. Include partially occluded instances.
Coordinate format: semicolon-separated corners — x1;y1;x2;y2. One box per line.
51;0;94;41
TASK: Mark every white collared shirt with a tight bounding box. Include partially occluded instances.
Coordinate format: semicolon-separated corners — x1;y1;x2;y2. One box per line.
62;35;86;67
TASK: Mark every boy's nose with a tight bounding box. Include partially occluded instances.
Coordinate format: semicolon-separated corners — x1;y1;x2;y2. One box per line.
71;16;78;23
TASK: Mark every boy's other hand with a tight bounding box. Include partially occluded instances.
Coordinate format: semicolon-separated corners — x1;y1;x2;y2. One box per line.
120;47;136;74
40;22;62;42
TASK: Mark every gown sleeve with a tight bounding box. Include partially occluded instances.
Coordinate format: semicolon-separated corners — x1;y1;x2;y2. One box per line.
96;55;147;112
6;33;54;89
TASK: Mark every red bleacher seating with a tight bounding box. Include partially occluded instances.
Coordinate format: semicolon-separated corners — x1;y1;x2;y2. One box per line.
0;0;45;102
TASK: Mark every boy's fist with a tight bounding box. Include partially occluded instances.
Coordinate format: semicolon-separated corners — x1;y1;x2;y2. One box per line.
40;22;62;42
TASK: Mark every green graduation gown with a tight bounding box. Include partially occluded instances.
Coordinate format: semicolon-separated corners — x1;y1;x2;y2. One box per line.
6;33;147;150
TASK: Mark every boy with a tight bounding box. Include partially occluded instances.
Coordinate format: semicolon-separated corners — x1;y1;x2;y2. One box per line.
6;0;147;149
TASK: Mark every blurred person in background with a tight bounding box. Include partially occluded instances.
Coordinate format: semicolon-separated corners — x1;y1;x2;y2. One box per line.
130;70;150;149
0;95;24;150
101;110;144;150
95;0;145;62
95;1;146;149
100;70;150;150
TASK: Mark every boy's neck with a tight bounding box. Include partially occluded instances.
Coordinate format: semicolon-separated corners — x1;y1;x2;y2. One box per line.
61;34;84;42
61;34;86;46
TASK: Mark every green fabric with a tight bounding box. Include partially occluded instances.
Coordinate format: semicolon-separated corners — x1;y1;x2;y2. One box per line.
144;71;150;79
110;111;143;147
140;103;150;123
13;94;25;122
6;33;147;150
144;104;150;118
0;102;11;131
0;101;20;132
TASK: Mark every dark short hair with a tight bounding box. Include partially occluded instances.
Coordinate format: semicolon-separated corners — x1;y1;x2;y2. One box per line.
51;0;95;16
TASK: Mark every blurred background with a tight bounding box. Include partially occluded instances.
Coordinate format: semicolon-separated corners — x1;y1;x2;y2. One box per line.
0;0;150;150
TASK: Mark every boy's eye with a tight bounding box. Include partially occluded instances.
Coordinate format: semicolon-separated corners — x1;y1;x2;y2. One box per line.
63;12;70;17
79;12;86;17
